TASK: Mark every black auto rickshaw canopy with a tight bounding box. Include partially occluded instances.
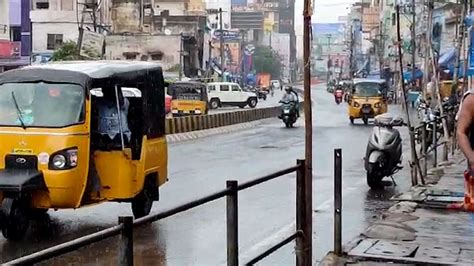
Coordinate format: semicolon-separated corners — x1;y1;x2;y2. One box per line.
0;60;166;138
167;81;208;101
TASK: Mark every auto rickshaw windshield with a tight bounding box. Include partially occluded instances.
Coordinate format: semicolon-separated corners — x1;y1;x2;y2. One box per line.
0;82;85;128
169;84;204;100
353;82;382;97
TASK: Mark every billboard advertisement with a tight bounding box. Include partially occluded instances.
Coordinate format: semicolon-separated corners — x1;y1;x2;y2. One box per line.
212;42;241;72
278;0;294;33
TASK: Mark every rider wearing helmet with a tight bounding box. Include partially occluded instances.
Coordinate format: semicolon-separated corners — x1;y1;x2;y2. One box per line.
281;86;300;117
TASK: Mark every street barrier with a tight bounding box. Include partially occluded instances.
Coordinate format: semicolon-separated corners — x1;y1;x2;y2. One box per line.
165;101;305;135
165;107;281;135
5;160;312;266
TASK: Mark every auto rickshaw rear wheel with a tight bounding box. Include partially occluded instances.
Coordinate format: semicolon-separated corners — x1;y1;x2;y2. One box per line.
1;197;30;240
349;117;354;124
132;177;156;219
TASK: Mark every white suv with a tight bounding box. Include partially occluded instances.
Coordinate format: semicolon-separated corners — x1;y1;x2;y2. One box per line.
207;82;258;109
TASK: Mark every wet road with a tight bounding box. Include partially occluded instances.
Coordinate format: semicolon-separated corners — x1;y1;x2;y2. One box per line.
0;84;413;265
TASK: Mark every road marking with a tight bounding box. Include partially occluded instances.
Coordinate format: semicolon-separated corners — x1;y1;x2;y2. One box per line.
237;179;366;264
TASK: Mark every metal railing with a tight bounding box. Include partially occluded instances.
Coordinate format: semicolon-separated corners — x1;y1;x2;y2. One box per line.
6;160;311;266
414;113;456;184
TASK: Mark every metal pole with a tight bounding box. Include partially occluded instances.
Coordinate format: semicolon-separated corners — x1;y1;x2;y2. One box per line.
422;123;428;178
397;5;420;187
118;216;133;266
433;119;438;168
226;180;239;266
411;0;416;87
303;1;313;265
219;8;225;82
296;159;306;266
334;149;342;256
179;33;183;81
114;85;125;150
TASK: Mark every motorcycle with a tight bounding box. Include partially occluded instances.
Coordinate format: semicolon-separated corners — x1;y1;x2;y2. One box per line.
334;89;344;104
279;100;298;128
364;115;404;188
245;86;267;101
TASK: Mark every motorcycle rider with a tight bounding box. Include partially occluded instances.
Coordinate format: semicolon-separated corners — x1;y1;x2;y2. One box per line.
280;86;300;117
334;84;344;103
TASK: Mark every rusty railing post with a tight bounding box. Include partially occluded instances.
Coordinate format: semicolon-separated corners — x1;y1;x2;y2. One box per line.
421;122;428;178
226;180;239;266
432;119;438;168
334;149;342;256
296;159;306;266
118;216;134;266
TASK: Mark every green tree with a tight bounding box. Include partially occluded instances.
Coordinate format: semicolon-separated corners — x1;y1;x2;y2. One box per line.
51;41;79;61
253;46;283;79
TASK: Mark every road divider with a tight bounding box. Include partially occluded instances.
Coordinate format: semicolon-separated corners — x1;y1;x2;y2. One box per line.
165;107;280;134
166;101;304;135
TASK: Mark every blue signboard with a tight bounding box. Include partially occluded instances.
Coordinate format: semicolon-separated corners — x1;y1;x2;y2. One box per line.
231;0;247;6
470;27;474;69
312;23;346;35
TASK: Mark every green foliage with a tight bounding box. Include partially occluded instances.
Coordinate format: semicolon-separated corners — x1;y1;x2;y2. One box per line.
167;64;181;72
253;46;282;79
51;41;79;61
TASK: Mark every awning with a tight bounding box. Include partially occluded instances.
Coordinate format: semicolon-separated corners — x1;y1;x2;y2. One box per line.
403;69;423;81
446;60;474;77
438;48;457;68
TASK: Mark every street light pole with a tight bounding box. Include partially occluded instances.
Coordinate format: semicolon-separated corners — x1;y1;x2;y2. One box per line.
411;0;416;86
219;8;225;82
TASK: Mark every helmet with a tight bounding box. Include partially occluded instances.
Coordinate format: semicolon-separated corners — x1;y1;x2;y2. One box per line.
285;86;292;92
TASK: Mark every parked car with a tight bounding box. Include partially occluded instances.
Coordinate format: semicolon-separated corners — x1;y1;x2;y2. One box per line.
207;82;258;109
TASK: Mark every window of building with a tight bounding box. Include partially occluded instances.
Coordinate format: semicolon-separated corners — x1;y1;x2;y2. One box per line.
392;13;396;26
47;34;63;50
10;26;21;42
36;0;49;9
150;53;163;61
61;0;73;11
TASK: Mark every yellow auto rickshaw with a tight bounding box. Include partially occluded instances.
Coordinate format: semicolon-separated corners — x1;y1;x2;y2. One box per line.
0;61;168;240
348;78;388;125
168;81;208;116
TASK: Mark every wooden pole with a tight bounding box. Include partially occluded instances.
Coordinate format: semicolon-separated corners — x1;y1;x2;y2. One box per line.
303;0;313;265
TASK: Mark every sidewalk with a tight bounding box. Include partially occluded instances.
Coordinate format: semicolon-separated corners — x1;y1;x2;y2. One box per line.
321;151;474;265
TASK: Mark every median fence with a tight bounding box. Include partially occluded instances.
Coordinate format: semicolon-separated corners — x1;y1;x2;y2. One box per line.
6;160;313;266
165;101;305;135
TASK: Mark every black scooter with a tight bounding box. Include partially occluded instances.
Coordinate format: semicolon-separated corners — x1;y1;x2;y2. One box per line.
279;101;298;128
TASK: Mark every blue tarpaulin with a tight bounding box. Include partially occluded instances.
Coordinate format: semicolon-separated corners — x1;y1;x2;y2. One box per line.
447;60;474;77
403;69;423;81
438;48;457;68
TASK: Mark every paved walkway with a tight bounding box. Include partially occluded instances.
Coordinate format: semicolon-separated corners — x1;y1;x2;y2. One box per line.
321;151;474;265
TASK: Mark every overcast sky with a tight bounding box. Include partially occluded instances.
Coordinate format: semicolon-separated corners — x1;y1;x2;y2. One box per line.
295;0;355;26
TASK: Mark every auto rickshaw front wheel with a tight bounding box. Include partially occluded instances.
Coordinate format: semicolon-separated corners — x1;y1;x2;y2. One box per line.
1;197;30;241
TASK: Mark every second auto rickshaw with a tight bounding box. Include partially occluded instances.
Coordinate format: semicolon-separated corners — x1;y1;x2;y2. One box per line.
348;78;388;125
0;61;168;240
168;81;208;116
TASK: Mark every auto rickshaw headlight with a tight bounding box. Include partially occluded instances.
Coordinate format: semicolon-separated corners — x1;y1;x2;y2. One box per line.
374;102;381;108
49;148;78;170
354;102;360;107
52;155;67;169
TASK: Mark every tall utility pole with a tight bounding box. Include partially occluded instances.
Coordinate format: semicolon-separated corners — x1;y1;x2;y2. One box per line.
411;0;416;85
302;0;313;265
423;0;433;99
219;8;225;82
349;25;354;78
